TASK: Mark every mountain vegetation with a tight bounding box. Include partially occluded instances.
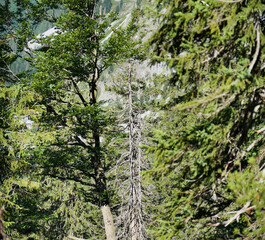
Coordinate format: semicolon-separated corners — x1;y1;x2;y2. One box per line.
0;0;265;239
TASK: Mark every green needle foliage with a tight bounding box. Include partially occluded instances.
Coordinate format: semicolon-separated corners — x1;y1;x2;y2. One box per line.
147;0;265;239
11;0;143;238
1;0;147;238
0;1;48;238
4;0;265;238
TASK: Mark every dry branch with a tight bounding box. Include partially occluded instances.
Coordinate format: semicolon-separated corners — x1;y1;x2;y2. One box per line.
248;23;260;74
206;202;256;228
215;0;242;3
239;131;265;161
68;236;89;240
202;46;224;64
224;201;256;227
256;126;265;134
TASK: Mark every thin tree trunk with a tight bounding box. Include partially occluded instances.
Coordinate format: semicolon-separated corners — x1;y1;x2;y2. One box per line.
128;64;144;240
101;205;116;240
136;77;144;239
114;64;146;239
89;62;116;240
0;206;6;240
128;64;137;240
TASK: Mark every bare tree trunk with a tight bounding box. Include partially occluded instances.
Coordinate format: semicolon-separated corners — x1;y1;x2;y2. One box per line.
128;64;144;240
128;64;138;240
136;77;144;238
0;206;6;240
112;64;146;239
99;0;103;24
101;205;116;240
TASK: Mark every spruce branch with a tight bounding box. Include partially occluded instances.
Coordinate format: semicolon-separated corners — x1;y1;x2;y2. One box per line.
178;93;228;111
204;94;236;118
44;173;95;187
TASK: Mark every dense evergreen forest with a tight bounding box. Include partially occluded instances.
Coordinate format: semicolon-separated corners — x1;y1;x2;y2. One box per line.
1;0;265;239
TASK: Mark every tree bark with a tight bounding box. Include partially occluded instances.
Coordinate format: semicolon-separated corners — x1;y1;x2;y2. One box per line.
128;64;144;240
101;205;116;240
128;64;138;240
0;206;6;240
89;60;116;240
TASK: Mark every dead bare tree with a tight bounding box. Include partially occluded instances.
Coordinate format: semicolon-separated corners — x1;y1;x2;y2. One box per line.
111;64;146;240
128;64;144;240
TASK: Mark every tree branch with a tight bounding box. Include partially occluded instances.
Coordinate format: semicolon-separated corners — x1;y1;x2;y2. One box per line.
224;201;255;227
44;173;95;187
201;46;224;64
204;94;236;118
216;0;242;3
71;78;88;107
63;68;88;107
249;23;260;74
68;236;89;240
239;130;265;161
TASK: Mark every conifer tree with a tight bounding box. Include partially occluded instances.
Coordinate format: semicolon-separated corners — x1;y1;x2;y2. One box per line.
0;1;47;238
108;63;147;240
13;0;147;239
0;1;151;238
147;0;265;239
102;9;154;239
28;2;116;239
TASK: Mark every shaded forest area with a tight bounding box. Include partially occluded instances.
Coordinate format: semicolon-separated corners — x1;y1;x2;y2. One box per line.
0;0;265;239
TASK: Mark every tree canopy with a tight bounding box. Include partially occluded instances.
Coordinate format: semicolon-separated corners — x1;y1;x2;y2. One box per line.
147;0;265;239
1;0;265;239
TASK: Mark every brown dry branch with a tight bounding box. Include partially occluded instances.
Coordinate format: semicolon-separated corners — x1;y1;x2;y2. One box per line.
206;202;256;228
